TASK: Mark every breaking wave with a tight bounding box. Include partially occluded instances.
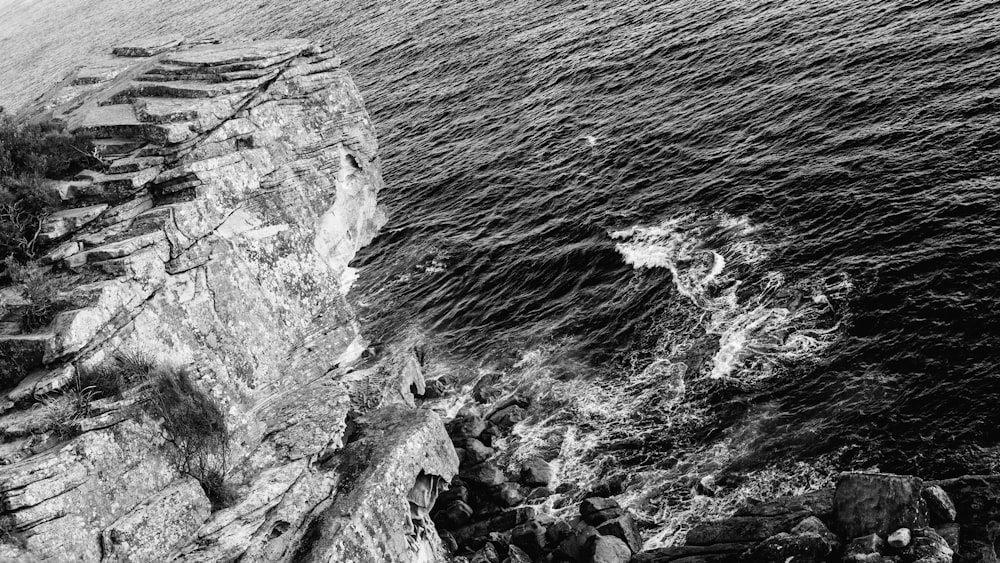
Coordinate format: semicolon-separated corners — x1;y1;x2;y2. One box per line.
611;212;851;382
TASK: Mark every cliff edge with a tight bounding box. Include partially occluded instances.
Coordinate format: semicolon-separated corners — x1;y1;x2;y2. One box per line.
0;36;458;562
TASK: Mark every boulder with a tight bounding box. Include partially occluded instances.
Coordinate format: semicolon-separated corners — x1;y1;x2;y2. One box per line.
742;532;832;562
510;519;548;557
546;519;574;546
792;516;841;551
505;544;532;563
888;528;911;549
685;512;808;546
456;438;494;466
921;486;957;524
553;526;599;562
587;535;631;563
527;486;553;500
834;473;927;538
449;414;487;439
463;462;507;488
452;507;537;547
437;479;469;506
434;500;474;529
844;533;887;563
488;405;526;428
470;542;501;563
932;475;1000;555
901;528;952;563
631;543;752;562
421;378;446;399
440;531;458;553
580;497;624;525
520;457;554;487
494;482;526;507
586;475;626;499
479;424;501;447
596;513;642;553
736;488;835;520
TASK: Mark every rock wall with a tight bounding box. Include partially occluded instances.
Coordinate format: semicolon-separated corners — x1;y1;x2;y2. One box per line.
0;36;458;562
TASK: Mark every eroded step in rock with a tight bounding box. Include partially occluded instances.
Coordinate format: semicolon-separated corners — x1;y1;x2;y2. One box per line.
72;64;126;86
0;334;54;388
160;39;314;68
0;405;67;440
90;194;154;229
107;78;271;103
138;67;281;84
41;241;82;266
85;244;168;278
133;94;248;127
38;204;108;243
111;34;185;57
72;230;167;264
71;166;160;203
6;365;75;404
90;138;148;158
40;178;94;203
107;155;164;175
74;104;192;144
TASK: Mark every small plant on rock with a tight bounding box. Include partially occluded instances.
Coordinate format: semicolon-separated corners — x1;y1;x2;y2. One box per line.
74;350;156;401
143;366;236;510
3;257;69;331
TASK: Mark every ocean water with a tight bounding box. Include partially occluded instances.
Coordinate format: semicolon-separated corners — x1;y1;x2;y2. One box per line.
5;0;1000;542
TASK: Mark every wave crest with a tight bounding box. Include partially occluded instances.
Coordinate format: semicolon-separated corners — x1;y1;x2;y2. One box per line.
612;212;849;380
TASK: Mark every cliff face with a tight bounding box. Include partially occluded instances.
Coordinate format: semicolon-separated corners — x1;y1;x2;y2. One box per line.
0;36;457;562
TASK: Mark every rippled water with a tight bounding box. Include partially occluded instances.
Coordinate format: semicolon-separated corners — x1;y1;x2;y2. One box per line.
5;0;1000;539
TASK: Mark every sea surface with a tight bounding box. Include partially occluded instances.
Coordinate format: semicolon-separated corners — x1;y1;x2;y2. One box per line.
4;0;1000;542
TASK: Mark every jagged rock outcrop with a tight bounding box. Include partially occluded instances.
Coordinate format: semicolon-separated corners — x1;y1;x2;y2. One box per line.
0;36;459;562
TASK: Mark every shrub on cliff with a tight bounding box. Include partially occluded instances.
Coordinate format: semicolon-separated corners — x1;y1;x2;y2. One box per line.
143;366;236;510
3;257;71;331
0;115;94;264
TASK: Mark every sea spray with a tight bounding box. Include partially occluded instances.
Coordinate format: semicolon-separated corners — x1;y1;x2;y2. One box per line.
611;212;850;381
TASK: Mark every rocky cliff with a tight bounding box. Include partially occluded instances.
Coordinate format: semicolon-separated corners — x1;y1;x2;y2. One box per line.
0;36;458;562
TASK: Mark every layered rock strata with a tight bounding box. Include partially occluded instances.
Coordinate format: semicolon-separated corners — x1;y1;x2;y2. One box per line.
0;37;458;562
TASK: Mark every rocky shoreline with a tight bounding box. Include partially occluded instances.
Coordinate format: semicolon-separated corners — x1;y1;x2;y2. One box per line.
425;383;998;563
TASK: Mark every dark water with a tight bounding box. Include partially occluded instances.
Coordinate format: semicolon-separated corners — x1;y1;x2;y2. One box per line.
337;0;1000;479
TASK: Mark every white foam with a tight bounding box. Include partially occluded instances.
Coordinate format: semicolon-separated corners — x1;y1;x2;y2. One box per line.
611;212;847;382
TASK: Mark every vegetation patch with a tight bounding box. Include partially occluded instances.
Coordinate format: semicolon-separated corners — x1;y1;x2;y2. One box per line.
3;257;72;331
0;115;95;266
74;350;156;401
142;366;236;510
